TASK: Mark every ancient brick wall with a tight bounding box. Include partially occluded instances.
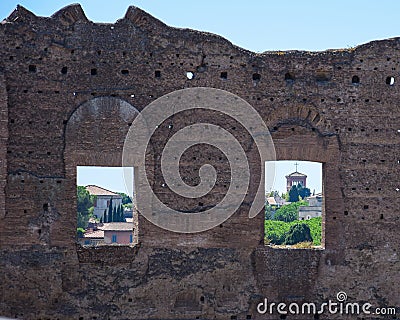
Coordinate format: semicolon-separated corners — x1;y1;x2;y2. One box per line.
0;4;399;320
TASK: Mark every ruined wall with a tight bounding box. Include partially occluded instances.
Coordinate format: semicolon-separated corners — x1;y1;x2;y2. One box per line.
0;5;399;320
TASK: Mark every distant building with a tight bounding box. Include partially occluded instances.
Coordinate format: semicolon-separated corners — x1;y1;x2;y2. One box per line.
298;193;323;220
101;222;134;245
85;185;122;222
286;171;307;192
81;229;104;246
266;192;287;207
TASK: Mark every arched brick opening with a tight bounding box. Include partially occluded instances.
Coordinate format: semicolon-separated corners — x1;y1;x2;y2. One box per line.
62;96;140;249
255;111;343;301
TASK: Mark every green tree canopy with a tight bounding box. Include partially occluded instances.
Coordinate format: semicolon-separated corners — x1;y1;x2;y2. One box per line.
297;184;311;199
77;186;96;228
117;192;132;205
288;185;300;202
284;223;313;245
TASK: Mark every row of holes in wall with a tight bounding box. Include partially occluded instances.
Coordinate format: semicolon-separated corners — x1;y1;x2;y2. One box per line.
27;65;397;85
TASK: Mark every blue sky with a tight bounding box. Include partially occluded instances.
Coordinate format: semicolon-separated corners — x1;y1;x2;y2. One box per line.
1;1;400;51
2;1;394;194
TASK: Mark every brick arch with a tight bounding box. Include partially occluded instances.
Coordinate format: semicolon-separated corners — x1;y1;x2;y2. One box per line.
61;96;140;248
64;96;139;168
267;103;333;135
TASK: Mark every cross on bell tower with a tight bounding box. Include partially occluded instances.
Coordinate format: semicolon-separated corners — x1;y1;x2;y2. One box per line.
285;162;307;192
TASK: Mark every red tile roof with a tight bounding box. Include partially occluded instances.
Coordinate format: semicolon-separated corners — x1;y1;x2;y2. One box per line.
85;185;122;197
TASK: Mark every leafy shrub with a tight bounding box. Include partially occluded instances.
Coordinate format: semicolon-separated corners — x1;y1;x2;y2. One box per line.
265;217;322;246
284;223;313;245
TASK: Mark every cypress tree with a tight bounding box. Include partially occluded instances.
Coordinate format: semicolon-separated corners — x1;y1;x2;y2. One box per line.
108;197;113;222
113;206;117;222
103;209;107;223
120;204;125;222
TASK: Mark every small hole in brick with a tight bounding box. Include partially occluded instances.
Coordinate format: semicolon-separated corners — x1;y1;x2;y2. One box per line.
246;316;252;320
24;209;27;213
337;98;341;102
352;75;360;84
220;71;228;79
39;180;43;183
365;187;369;190
121;69;129;75
380;214;384;219
38;229;42;235
29;65;36;73
21;180;24;183
252;73;261;81
375;129;379;132
155;70;161;78
365;99;370;102
200;296;205;302
43;203;48;211
285;72;294;81
199;202;204;207
186;71;194;79
321;98;325;102
344;211;348;215
28;151;33;154
128;298;132;302
91;68;97;75
231;316;237;320
61;67;68;74
57;180;62;184
37;90;43;94
47;152;51;155
10;119;15;123
270;97;274;101
333;216;336;220
363;205;369;210
386;76;395;85
291;128;295;131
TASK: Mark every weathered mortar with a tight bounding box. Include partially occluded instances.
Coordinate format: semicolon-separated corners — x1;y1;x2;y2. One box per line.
0;4;399;320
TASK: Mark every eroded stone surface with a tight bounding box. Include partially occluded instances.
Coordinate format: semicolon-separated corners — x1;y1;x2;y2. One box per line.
0;4;399;319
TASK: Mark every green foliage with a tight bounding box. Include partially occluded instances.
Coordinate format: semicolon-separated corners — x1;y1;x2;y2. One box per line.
76;227;85;238
119;204;125;222
284;223;313;245
273;200;309;222
103;209;107;223
117;192;132;205
123;203;132;209
77;186;96;228
265;204;273;220
288;185;300;202
264;220;291;244
265;217;322;246
297;184;311;199
108;197;113;222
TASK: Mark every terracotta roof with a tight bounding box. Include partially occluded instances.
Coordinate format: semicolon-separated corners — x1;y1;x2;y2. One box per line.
286;171;307;178
85;185;122;197
267;197;277;205
100;222;133;231
83;229;104;238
